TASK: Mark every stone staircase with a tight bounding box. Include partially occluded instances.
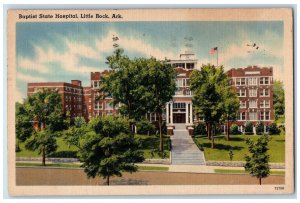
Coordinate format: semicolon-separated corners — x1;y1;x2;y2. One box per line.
171;124;206;165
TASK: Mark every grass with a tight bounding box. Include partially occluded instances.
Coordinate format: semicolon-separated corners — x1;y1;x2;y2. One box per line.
16;162;81;168
214;169;285;175
135;134;171;159
16;162;169;171
137;165;169;171
16;137;78;158
193;135;285;163
17;134;170;160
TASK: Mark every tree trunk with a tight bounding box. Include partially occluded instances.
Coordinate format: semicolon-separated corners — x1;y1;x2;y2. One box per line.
226;119;230;141
259;177;262;185
107;175;110;186
207;123;212;140
42;146;46;166
211;124;214;149
158;113;164;153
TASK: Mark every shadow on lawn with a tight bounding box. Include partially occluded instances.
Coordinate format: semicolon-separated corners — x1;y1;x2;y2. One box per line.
49;151;78;158
201;143;244;151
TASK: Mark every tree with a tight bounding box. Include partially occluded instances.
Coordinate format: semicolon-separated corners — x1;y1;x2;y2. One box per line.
245;135;270;185
142;57;176;152
16;89;64;165
63;116;87;150
78;116;144;185
256;121;265;135
273;80;285;119
103;49;176;153
102;48;150;121
190;64;228;148
222;84;240;141
244;121;254;135
230;124;240;135
268;123;280;135
16;102;33;142
25;129;58;166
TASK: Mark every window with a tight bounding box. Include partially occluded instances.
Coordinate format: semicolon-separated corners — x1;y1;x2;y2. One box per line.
260;100;264;108
105;102;113;109
260;77;270;85
265;111;270;120
186;63;194;69
249;89;257;97
248;77;257;85
94;81;98;88
260;111;264;120
175;89;183;95
185;89;192;96
249;100;257;108
186;79;190;86
249;112;257;120
173;103;186;109
236;78;246;86
265;100;270;108
240;100;246;108
88;105;91;110
237;89;246;97
239;112;246;120
176;79;183;87
260;89;269;97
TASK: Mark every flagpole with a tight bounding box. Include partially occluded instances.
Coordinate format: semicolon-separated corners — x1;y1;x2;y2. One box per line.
217;48;218;67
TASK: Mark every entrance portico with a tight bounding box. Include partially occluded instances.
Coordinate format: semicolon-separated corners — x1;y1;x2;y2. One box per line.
166;101;193;124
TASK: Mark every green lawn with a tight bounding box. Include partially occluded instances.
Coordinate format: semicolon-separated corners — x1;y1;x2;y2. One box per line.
135;134;171;159
16;162;169;171
16;137;78;158
17;134;170;160
193;135;285;162
214;169;285;175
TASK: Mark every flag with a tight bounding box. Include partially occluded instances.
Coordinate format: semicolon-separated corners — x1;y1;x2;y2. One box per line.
210;47;218;55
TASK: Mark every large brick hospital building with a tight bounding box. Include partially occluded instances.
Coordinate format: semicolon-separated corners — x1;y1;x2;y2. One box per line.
27;52;274;133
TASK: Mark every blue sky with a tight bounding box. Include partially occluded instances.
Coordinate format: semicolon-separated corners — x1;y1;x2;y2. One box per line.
16;21;284;101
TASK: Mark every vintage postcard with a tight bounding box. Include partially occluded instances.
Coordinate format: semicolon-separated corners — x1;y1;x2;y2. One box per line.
7;8;294;196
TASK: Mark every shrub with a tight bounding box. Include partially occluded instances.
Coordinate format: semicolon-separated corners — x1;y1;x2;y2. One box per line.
256;122;265;135
244;122;254;135
194;122;207;135
230;124;240;135
136;119;156;135
268;123;280;135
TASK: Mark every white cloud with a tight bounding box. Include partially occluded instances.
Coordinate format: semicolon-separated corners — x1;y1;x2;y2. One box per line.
95;30;179;60
18;57;49;73
17;72;46;82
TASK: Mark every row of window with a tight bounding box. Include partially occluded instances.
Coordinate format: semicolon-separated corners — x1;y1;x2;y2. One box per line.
238;111;271;121
65;95;82;102
240;100;270;108
92;80;102;88
237;88;269;97
235;77;271;86
65;87;82;94
172;63;195;69
176;78;191;88
65;105;82;110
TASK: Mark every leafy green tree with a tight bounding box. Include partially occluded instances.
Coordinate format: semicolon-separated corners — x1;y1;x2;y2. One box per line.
102;48;149;121
244;122;254;135
136;119;155;135
194;122;207;135
256;121;265;135
190;64;228;148
63;117;88;150
222;84;240;141
25;129;58;166
16;102;33;142
245;135;270;185
229;124;240;135
268;123;280;135
78;116;144;185
273;80;285;119
142;57;176;152
16;89;64;165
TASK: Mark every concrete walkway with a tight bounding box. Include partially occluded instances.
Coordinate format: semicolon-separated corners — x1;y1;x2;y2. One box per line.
171;124;206;165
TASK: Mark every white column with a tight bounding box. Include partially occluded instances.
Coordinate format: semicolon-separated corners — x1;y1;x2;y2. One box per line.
170;102;173;124
166;103;169;124
185;103;189;124
189;103;193;124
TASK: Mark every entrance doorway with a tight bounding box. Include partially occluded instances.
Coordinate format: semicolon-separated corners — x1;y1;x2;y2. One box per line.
173;113;186;123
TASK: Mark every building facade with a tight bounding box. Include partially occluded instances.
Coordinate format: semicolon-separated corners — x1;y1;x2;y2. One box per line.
227;66;274;132
165;52;197;126
27;80;85;118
